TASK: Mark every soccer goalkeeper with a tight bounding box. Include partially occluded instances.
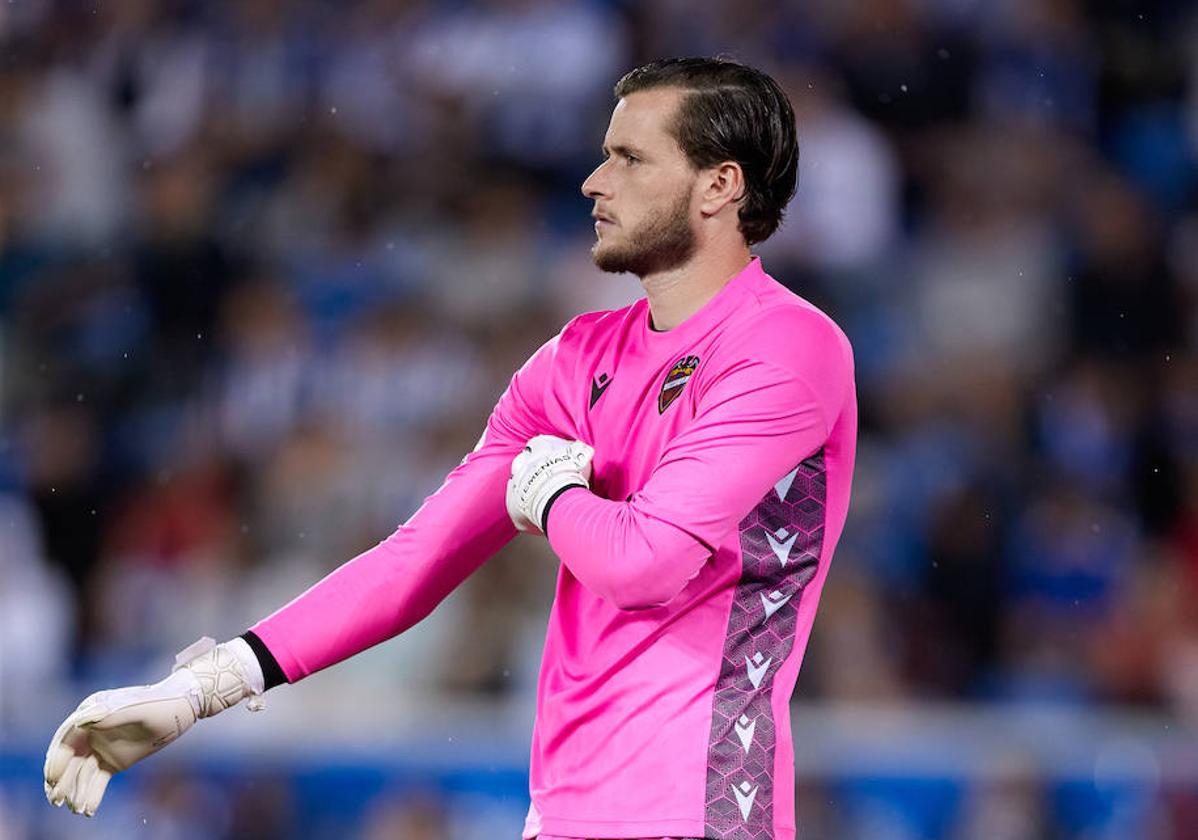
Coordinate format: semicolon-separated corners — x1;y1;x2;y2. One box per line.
45;58;857;840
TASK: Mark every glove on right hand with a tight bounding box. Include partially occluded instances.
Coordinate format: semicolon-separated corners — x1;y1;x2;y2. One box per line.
506;434;594;534
44;637;262;817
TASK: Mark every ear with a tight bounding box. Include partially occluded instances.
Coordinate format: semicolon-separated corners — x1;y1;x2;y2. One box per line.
697;161;745;218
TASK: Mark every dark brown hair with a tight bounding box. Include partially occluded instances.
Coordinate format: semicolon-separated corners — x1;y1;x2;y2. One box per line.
613;57;799;245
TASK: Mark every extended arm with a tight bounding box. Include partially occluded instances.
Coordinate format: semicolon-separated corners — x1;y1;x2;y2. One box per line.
247;431;523;681
246;317;576;680
46;324;565;815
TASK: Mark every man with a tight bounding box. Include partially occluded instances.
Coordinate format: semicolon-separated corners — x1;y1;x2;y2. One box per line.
45;58;856;840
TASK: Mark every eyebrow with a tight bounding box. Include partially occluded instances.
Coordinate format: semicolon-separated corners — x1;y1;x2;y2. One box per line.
602;144;646;159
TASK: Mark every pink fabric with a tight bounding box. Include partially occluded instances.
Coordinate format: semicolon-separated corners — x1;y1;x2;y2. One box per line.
250;258;856;840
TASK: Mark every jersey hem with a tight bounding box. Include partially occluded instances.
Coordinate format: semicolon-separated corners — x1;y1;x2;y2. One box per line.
532;816;797;839
536;816;702;835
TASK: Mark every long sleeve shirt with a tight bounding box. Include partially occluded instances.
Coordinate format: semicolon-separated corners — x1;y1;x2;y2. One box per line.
249;257;857;840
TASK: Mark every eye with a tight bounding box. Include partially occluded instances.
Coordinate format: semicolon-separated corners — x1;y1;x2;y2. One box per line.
623;154;639;165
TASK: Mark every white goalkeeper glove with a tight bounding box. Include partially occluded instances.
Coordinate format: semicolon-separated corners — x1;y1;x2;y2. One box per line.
44;636;265;817
506;435;594;534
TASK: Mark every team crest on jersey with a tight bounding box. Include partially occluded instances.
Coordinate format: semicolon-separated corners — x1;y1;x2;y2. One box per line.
658;354;700;414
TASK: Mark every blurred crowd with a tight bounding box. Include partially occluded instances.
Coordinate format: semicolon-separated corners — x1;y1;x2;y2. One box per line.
2;0;1198;837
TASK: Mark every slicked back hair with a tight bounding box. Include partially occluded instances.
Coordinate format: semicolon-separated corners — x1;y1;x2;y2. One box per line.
613;57;799;246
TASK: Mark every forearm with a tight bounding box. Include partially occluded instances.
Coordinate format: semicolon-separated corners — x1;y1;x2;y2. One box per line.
546;487;712;610
240;326;568;684
248;449;518;683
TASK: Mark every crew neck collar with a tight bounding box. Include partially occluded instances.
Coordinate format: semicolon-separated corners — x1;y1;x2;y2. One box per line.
640;256;762;344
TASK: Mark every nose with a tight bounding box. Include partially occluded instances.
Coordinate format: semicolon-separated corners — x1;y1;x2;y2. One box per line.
581;159;610;200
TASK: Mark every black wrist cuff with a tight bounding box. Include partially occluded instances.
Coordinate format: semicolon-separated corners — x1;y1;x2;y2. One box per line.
241;630;288;690
541;483;586;537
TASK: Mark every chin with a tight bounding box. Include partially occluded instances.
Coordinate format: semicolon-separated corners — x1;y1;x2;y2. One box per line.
591;242;615;266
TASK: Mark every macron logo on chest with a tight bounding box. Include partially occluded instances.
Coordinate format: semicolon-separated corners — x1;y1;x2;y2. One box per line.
589;372;613;409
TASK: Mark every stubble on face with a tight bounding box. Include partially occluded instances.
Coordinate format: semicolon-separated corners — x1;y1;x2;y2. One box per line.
592;183;697;278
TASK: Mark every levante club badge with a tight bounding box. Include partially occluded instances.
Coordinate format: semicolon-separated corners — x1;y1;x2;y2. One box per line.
659;355;700;414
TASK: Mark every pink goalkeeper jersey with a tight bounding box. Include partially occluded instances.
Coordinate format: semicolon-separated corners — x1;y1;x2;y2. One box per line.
250;257;856;840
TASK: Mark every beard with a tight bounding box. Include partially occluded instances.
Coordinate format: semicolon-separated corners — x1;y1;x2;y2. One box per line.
592;185;697;277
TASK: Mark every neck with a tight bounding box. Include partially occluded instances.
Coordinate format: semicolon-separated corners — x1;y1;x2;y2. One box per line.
641;244;752;331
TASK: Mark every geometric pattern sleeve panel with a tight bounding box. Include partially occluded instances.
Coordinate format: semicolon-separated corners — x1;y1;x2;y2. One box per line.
705;451;826;839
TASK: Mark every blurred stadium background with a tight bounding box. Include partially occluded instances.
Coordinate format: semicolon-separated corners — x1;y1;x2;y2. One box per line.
1;0;1197;838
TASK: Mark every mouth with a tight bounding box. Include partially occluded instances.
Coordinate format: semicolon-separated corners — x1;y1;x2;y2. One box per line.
592;211;615;226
